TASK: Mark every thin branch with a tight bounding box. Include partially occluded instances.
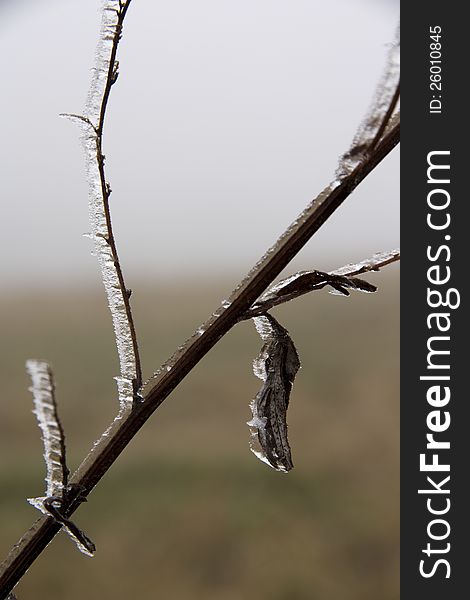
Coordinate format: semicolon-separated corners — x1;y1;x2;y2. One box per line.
329;248;400;276
337;28;400;179
94;0;142;397
25;361;68;499
369;81;400;152
63;0;141;406
42;497;95;558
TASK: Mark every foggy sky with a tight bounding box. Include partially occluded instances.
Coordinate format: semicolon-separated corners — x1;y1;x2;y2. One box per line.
0;0;399;288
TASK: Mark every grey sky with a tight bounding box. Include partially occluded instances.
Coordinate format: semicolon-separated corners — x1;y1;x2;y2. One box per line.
0;0;399;289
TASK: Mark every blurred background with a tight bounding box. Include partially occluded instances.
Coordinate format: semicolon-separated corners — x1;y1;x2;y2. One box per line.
0;0;399;599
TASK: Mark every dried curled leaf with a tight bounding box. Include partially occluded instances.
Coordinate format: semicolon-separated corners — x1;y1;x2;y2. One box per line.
246;249;399;318
26;360;68;498
248;315;300;472
262;270;376;304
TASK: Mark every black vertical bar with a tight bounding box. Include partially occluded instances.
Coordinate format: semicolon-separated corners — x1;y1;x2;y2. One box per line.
401;4;468;598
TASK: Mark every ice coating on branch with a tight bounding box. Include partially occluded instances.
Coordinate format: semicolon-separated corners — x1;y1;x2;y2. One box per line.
248;315;300;473
330;249;400;277
85;1;123;125
25;362;95;557
62;526;95;557
61;1;137;409
69;118;137;409
26;360;68;499
336;26;400;180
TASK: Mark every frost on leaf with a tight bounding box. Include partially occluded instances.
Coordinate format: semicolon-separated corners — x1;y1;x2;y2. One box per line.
248;315;300;473
26;360;68;499
336;26;400;180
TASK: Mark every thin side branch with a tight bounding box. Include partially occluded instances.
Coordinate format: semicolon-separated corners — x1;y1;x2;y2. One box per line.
369;81;400;152
337;27;399;179
63;0;141;406
93;0;142;398
25;361;68;499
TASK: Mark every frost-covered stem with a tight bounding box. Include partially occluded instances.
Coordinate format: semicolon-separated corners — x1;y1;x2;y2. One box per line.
96;141;142;393
0;121;399;598
26;361;68;498
97;2;131;138
81;0;142;398
96;0;141;392
369;81;400;152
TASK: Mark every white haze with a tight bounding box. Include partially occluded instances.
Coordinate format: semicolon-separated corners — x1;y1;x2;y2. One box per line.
0;0;399;289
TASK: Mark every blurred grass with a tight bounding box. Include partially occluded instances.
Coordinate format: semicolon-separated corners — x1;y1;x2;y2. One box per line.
0;271;399;599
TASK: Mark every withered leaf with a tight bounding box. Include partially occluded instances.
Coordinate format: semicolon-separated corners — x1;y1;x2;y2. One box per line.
252;270;376;313
43;496;96;558
245;249;400;319
248;314;300;473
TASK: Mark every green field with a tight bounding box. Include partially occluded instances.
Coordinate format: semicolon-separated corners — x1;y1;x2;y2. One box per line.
0;272;399;599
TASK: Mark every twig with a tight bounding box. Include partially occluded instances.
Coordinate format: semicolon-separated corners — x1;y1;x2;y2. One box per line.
337;27;400;180
62;0;141;406
369;81;400;152
93;0;142;399
25;361;68;499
